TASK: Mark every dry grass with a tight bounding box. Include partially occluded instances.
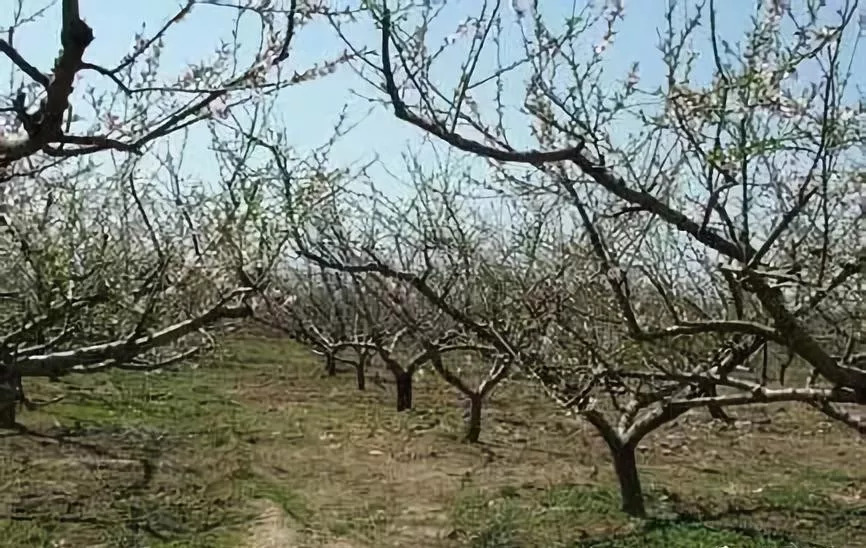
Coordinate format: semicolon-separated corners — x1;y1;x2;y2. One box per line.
245;499;301;548
0;336;863;547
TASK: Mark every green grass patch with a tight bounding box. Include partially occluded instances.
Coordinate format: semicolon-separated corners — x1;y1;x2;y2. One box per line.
447;483;846;547
239;474;313;526
580;520;801;548
2;336;862;546
449;484;626;546
38;367;257;436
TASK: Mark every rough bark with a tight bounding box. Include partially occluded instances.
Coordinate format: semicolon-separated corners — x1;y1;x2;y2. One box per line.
0;400;14;429
709;403;734;423
705;383;734;423
17;302;249;377
325;352;336;377
0;375;17;428
584;411;649;518
464;394;483;443
355;353;368;391
395;370;413;411
608;441;646;517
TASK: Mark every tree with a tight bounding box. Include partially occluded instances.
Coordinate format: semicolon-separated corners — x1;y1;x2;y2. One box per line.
301;246;479;414
365;0;866;425
354;270;508;439
255;264;379;386
0;136;257;427
0;0;353;426
279;150;552;441
268;147;512;421
286;0;866;515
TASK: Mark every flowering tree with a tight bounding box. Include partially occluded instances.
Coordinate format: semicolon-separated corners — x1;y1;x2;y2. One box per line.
285;0;866;516
259;143;512;425
371;0;866;414
287;183;486;413
253;263;380;386
0;0;353;426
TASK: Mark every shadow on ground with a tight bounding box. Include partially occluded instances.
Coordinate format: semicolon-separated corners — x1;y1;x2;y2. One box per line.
0;336;862;547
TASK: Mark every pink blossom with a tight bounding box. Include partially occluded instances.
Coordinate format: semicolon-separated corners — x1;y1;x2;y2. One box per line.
208;97;230;119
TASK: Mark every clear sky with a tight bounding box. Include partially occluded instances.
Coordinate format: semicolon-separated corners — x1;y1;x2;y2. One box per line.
1;1;862;191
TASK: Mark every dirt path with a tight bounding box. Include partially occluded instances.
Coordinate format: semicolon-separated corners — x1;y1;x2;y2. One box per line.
246;500;301;548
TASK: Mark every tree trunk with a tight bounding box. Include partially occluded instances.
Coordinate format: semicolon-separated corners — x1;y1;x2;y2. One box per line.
395;371;413;411
709;403;734;423
355;353;367;391
0;401;14;429
0;375;17;429
325;352;336;377
464;394;483;443
608;441;646;517
705;384;734;423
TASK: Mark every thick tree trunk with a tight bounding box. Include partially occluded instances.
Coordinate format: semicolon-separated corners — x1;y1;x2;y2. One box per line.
608;441;646;517
395;371;413;411
586;405;687;519
325;352;336;377
464;394;483;443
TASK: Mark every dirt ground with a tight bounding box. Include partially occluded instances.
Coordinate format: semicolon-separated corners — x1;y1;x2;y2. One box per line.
1;336;863;547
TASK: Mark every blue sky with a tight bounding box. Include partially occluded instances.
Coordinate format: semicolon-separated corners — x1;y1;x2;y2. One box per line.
1;1;862;192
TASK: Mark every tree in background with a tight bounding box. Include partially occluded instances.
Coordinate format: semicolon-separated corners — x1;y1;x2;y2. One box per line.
254;263;380;386
282;164;490;413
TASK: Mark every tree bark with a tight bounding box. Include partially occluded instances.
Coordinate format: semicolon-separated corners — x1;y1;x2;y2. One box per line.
355;353;368;391
325;352;336;377
709;402;734;423
608;441;646;517
464;394;483;443
0;400;14;429
585;404;687;519
395;370;413;411
705;384;734;423
0;371;19;429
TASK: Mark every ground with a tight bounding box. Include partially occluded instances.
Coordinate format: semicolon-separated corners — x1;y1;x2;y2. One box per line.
0;336;863;547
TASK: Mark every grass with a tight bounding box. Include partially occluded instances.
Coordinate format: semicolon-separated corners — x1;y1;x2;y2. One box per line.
1;335;863;547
